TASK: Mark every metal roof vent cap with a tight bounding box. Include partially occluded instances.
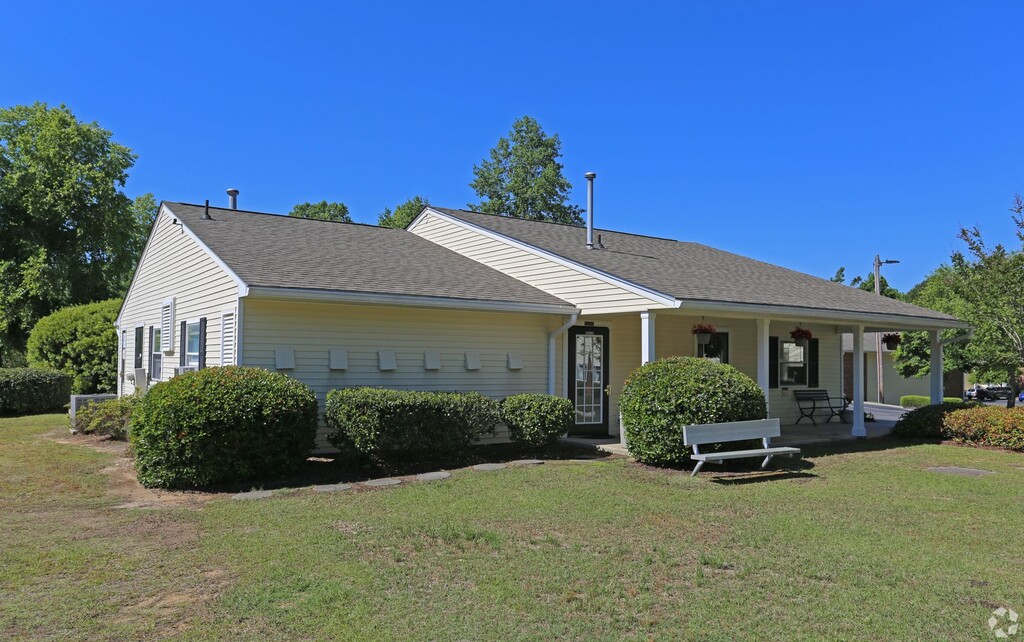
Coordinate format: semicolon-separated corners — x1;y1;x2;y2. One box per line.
226;188;239;210
585;172;596;250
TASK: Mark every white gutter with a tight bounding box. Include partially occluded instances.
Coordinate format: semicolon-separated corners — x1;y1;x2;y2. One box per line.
673;299;968;331
245;286;577;316
548;312;579;394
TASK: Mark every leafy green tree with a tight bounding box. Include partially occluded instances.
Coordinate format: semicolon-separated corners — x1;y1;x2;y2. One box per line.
378;196;429;229
376;197;428;229
27;298;121;394
891;266;974;380
945;195;1024;405
469;116;584;225
0;102;143;363
288;200;351;222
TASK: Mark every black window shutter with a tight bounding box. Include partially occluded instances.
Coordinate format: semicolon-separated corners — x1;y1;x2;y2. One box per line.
134;327;144;369
180;320;187;367
147;327;154;381
198;318;207;369
808;338;820;388
768;336;779;389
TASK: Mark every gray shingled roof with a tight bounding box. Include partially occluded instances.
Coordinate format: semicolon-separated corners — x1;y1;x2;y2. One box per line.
431;208;959;323
165;203;573;309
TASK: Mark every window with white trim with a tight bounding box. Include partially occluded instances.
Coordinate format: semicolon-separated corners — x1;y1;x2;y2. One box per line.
151;328;163;380
185;322;201;367
697;332;729;364
780;341;807;385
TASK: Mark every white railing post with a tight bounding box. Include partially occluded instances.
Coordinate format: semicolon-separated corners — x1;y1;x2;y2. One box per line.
852;326;866;437
930;330;944;404
641;311;656;364
757;318;770;414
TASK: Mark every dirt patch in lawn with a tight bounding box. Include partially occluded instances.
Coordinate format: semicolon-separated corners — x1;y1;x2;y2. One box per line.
48;430;216;510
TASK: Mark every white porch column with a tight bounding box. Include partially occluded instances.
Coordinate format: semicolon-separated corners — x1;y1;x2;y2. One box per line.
852;325;866;437
929;330;944;405
756;318;770;414
641;312;656;364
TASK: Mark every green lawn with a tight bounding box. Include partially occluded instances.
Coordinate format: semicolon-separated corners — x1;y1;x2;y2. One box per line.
2;414;1023;641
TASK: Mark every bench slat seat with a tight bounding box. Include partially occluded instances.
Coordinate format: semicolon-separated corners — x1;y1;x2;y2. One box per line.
682;418;801;476
691;446;801;462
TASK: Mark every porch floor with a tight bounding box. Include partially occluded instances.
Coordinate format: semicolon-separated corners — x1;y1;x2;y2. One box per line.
562;403;905;457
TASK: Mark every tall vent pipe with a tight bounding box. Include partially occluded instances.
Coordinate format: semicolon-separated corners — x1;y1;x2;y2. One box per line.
226;188;239;210
585;172;596;250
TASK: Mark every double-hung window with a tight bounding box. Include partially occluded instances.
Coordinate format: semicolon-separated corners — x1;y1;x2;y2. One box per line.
697;332;730;364
185;322;201;367
780;341;807;385
151;328;163;380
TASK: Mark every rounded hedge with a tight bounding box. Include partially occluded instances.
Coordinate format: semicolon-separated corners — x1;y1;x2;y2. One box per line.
27;298;120;394
0;368;72;415
325;388;498;466
131;366;318;489
891;401;976;439
501;394;574;447
619;356;767;466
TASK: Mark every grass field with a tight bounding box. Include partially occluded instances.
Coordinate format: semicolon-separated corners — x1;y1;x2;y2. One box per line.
2;413;1023;641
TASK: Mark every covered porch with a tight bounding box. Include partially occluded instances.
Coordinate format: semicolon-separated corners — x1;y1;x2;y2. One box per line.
555;306;964;448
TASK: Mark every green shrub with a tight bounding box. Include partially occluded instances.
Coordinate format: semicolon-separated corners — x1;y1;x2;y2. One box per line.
899;395;962;408
619;357;767;466
943;406;1024;451
501;394;574;447
325;388;499;466
26;299;120;394
131;366;318;489
0;368;72;415
71;395;140;440
891;401;976;439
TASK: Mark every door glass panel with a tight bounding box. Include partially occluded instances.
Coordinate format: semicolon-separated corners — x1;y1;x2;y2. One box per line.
574;333;604;424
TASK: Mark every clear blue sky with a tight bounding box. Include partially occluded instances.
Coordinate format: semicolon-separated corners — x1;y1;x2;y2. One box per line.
4;1;1022;292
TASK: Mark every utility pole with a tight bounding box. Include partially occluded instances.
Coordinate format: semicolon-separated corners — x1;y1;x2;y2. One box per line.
873;254;899;404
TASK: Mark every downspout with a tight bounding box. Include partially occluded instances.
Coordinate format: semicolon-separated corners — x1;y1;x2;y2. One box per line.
548;312;579;394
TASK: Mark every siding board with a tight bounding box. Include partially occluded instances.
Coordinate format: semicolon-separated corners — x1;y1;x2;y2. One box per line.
118;211;239;391
242;299;560;449
411;213;669;314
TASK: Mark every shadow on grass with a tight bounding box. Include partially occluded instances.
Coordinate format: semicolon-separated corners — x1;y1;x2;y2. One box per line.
204;442;612;494
797;436;928;458
709;470;819;485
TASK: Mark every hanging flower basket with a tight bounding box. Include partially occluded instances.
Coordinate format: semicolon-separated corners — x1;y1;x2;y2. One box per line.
790;327;813;348
692;323;715;345
881;333;901;350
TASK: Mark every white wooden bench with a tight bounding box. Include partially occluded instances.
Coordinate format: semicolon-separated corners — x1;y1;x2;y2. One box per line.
682;418;801;477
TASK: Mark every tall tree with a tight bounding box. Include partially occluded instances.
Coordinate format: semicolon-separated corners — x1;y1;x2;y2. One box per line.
945;195;1024;405
890;266;974;380
469;116;583;225
288;200;351;222
0;102;143;363
378;195;429;229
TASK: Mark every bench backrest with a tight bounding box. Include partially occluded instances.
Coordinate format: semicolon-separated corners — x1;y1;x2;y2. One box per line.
682;418;781;446
793;389;830;401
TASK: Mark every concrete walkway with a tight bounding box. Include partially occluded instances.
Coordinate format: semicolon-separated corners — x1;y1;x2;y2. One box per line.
561;402;908;456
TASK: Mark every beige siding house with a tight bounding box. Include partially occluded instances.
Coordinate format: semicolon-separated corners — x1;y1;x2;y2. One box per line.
117;200;966;454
